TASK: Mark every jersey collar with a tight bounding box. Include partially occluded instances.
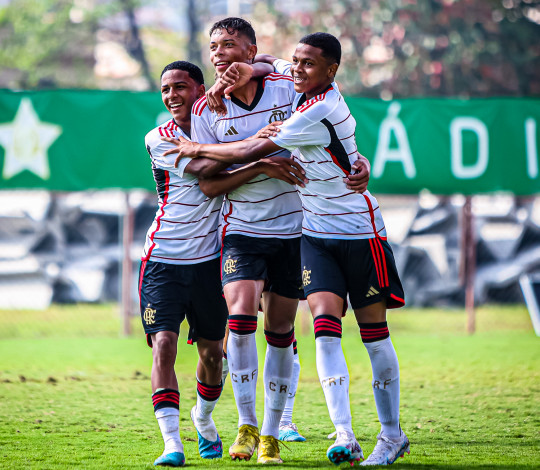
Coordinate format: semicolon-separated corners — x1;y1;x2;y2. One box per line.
230;77;265;112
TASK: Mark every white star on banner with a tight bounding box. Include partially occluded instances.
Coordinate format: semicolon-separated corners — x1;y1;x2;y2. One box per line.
0;98;62;180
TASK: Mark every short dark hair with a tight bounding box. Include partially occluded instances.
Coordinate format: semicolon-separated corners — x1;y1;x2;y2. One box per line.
209;17;256;45
160;61;204;86
299;32;341;65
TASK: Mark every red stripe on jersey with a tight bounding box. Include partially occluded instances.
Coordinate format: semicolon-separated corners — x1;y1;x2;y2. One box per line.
264;73;293;83
324;148;350;176
226;209;302;224
227;190;298;204
143;171;170;261
297;88;332;113
216;102;291;122
302;226;385;237
193;96;207;116
227;228;302;237
332;113;352;126
158;127;164;137
149;250;220;262
363;194;379;238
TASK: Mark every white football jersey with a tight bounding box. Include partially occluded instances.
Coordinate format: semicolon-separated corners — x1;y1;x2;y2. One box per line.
191;74;303;239
142;119;222;264
270;66;386;240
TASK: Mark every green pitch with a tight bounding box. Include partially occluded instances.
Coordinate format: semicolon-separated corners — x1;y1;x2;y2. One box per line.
0;305;538;469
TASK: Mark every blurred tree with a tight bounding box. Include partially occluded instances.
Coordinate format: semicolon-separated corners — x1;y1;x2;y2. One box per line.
0;0;538;96
250;0;540;98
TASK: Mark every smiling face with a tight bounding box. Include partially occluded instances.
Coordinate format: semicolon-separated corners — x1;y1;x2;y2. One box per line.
290;43;338;99
209;28;257;76
161;69;205;123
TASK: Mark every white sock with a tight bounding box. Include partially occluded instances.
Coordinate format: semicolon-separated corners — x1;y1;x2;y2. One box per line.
193;386;219;441
280;352;300;426
316;336;353;434
260;344;293;437
364;337;401;438
155;408;184;454
227;331;258;427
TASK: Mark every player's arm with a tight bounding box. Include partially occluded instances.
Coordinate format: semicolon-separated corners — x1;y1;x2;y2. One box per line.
198;157;306;198
183;157;229;179
163;134;283;166
254;54;279;65
206;62;274;115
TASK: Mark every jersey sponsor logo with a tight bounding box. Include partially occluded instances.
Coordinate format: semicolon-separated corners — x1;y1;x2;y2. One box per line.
223;256;238;274
224;126;239;136
302;266;311;286
268;108;287;123
366;286;380;297
143;304;156;325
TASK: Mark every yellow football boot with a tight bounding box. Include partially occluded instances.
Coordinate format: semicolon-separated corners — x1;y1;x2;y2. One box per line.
229;424;260;461
257;435;283;464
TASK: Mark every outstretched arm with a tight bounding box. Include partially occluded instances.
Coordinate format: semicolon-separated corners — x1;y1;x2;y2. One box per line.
198;157;306;198
162;134;283;167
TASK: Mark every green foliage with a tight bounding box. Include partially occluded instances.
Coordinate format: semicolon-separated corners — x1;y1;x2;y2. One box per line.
0;305;539;468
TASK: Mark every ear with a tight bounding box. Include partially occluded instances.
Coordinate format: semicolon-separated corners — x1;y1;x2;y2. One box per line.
197;84;206;99
247;44;258;62
328;63;339;79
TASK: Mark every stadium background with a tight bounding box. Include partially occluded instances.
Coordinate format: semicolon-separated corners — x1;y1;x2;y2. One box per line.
0;0;539;337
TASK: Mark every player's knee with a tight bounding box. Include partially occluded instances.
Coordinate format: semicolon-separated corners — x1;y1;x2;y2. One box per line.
152;334;177;360
198;345;222;371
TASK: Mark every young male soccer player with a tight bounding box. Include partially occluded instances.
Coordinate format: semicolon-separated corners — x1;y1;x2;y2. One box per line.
164;33;410;467
189;18;304;464
141;60;305;467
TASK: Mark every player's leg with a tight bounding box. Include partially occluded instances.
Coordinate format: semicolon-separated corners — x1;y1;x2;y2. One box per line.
139;260;185;467
222;325;230;384
302;235;363;465
190;256;229;459
150;331;185;467
346;238;408;466
224;279;264;460
278;338;306;442
257;292;297;463
191;338;225;459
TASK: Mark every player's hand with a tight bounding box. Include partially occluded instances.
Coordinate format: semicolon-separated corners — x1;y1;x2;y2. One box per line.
205;80;229;117
161;135;201;166
344;152;370;193
248;121;282;140
206;63;254;116
257;156;307;187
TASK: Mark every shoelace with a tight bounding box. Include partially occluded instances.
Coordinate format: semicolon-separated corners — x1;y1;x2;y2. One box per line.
238;428;259;446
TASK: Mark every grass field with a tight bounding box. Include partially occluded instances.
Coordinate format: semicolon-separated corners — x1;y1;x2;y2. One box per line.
1;304;539;469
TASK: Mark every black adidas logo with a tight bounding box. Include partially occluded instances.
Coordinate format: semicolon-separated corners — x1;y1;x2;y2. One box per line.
225;126;239;136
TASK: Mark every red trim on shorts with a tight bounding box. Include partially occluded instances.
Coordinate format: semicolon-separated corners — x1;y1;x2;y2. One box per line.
377;238;389;287
388;293;405;308
369;238;383;287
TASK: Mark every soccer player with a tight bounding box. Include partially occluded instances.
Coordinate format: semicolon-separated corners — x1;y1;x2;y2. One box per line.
189;18;304;464
164;33;410;467
141;60;305;467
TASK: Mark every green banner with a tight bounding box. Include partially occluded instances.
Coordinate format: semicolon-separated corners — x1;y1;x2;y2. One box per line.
0;90;538;194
